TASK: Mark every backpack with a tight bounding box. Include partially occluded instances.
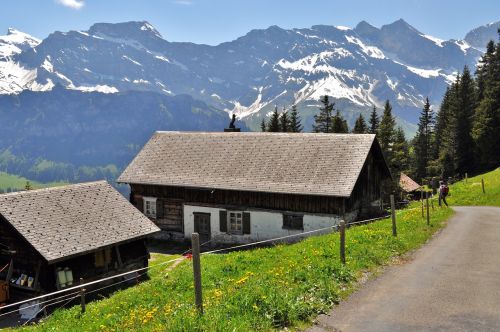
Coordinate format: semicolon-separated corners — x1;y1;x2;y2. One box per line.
442;185;449;196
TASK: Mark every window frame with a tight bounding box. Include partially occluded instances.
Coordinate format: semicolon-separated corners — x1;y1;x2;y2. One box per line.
227;211;244;235
282;213;304;231
143;196;157;219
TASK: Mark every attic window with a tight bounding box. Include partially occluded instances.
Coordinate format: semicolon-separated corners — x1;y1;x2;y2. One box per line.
143;197;157;218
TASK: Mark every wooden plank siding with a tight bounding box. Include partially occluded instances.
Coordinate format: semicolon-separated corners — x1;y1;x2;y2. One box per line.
130;184;347;217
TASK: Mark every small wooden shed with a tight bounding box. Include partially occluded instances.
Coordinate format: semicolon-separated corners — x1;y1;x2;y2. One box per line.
0;181;159;302
118;132;391;245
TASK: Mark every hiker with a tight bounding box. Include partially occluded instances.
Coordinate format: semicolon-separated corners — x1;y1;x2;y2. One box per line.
438;180;449;207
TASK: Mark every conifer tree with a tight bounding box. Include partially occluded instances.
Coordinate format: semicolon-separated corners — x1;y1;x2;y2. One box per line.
378;100;396;156
391;127;410;176
260;118;266;132
313;95;334;133
289;105;303;133
368;106;380;134
332;110;349;133
268;106;280;132
450;66;476;175
280;109;290;132
24;181;33;191
472;39;500;170
352;114;368;133
413;97;434;180
475;40;496;102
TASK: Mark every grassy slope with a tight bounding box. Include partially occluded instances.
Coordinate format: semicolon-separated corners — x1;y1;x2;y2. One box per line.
448;168;500;207
19;203;453;331
0;172;67;191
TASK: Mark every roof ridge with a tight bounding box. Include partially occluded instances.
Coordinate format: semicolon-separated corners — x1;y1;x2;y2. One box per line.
154;131;376;137
0;180;108;198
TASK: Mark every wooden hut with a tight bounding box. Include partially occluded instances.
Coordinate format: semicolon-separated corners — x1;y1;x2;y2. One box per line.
118;132;391;244
399;172;422;200
0;181;159;303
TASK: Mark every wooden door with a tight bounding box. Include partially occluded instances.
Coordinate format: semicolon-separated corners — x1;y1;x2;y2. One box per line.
193;213;211;243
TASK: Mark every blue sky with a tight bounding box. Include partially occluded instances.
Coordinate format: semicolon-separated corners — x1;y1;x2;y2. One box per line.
1;0;499;44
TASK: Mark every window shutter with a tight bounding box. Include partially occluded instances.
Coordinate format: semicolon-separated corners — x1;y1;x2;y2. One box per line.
243;212;251;234
156;199;164;219
219;210;227;233
134;195;144;213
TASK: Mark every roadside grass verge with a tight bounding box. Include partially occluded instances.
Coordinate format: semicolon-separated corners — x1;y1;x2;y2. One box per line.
17;202;453;332
448;168;499;207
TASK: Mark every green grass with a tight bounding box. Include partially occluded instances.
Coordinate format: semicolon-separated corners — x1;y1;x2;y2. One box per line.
448;168;500;207
17;202;454;332
0;172;67;192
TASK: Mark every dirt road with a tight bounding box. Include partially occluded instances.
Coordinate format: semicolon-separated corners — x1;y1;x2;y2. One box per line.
309;206;500;332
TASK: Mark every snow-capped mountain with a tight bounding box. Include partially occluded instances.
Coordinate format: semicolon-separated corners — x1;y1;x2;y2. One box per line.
465;21;500;49
0;20;486;131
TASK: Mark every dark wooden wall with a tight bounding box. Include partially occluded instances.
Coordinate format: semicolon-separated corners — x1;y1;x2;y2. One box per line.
130;184;347;217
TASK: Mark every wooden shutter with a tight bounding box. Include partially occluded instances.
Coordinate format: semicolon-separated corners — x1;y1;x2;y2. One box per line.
134;195;144;213
156;199;164;219
243;212;251;234
219;210;227;233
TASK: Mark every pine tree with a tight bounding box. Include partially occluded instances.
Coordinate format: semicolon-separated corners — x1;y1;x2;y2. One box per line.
289;105;303;133
391;127;410;176
472;39;500;170
260;118;266;132
268;106;280;132
368;106;380;134
475;40;496;102
451;66;476;175
24;181;33;191
332;110;349;133
378;100;396;157
352;114;368;133
413;97;434;180
434;87;452;160
313;95;334;133
280;109;290;132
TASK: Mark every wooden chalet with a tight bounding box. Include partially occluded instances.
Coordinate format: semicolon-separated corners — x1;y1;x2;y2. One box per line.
0;181;159;303
118;132;391;244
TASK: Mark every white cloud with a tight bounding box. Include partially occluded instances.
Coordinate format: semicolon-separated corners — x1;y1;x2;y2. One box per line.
55;0;85;10
173;0;193;5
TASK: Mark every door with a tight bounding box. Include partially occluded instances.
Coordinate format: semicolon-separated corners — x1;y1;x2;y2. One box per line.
193;213;211;243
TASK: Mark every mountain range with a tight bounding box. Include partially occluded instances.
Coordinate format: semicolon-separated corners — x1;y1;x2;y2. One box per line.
0;19;498;184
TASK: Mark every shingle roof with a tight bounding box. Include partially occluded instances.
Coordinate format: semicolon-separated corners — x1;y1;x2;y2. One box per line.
399;172;421;192
118;131;383;197
0;181;160;264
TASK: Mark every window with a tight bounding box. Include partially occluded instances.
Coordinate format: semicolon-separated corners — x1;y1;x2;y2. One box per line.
143;197;157;218
228;211;243;235
283;213;304;230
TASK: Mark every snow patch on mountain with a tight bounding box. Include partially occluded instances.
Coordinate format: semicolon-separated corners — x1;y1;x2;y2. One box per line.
345;35;386;59
422;34;445;47
69;84;119;93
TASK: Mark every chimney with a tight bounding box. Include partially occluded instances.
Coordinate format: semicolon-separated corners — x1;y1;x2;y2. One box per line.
224;114;241;132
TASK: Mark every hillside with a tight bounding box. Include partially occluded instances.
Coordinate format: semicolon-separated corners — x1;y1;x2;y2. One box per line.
0;87;235;184
13;168;498;331
0;172;65;192
448;168;500;206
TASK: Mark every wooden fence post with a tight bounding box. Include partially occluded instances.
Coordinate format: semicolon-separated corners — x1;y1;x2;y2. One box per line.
426;195;430;226
79;277;86;314
482;178;485;194
191;233;203;314
339;220;346;265
421;189;424;218
465;172;468;184
390;194;397;237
